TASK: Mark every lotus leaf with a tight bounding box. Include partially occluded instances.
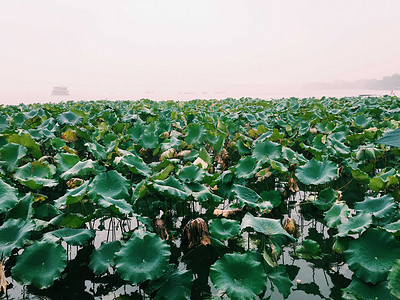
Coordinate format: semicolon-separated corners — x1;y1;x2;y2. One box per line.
342;276;397;300
336;212;372;237
252;140;281;161
295;159;338;185
210;252;267;300
235;156;260;179
57;111;83;126
7;133;42;159
54;180;90;208
147;265;193;300
97;196;133;215
15;162;58;190
313;188;337;211
119;155;152;177
12;241;67;289
177;164;205;182
89;241;121;275
324;202;350;228
0;178;19;212
376;127;400;148
185;123;206;145
48;227;95;246
354;194;396;224
54;153;80;173
5;193;34;220
61;160;100;180
209;219;240;241
140;132;158;149
384;220;400;236
388;259;400;299
260;190;282;207
115;231;170;284
85;141;106;160
0;218;34;257
233;184;261;208
266;265;293;299
344;228;400;284
0;143;27;171
241;213;295;244
153;176;190;201
295;239;322;260
89;170;130;200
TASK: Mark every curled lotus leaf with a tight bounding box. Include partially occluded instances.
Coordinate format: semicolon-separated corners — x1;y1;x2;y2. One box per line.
210;252;267;300
354;194;397;224
388;259;400;299
233;184;261;208
153;176;190;201
177;164;205;182
185;123;206;145
344;228;400;284
15;162;58;190
209;219;240;241
89;241;121;276
295;159;338;185
0;178;19;212
57;111;83;126
324;202;350;228
295;239;322;260
54;153;80;173
336;212;372;237
11;241;67;289
97;196;133;215
235;156;261;179
60;160;100;180
115;230;170;284
0;143;27;171
0;218;34;257
252;140;281;161
119;155;152;177
47;227;95;246
313;188;338;211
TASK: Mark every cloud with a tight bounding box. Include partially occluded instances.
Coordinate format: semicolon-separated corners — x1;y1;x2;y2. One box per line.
304;74;400;90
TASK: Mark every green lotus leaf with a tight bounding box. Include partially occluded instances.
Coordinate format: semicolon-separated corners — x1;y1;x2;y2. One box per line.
0;114;9;132
115;230;171;284
369;169;398;192
342;275;397;300
209;219;240;241
50;212;85;229
0;178;19;212
235;156;261;179
89;241;121;276
0;143;27;171
12;240;67;289
354;194;396;224
295;159;338;185
0;218;34;257
260;190;282;207
344;228;400;284
153;176;190;201
140;132;158;149
89;170;130;200
60;160;99;180
241;213;295;244
233;184;261;208
54;153;80;173
295;239;322;260
252;140;281;161
48;227;95;246
15;162;58;190
185;182;223;207
355;146;382;161
268;159;288;172
236;140;252;155
336;212;372;237
266;265;293;299
6;193;34;220
119;155;152;177
376;127;400;148
324;202;350;228
388;259;400;299
177;164;205;182
313;188;337;211
54;180;91;208
97;196;133;215
7;133;42;159
85;141;107;160
185;123;206;145
147;265;193;300
210;252;267;300
350;166;370;183
384;220;400;236
57;111;83;126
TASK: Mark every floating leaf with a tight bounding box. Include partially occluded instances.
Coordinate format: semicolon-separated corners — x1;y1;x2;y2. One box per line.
115;231;170;284
295;159;338;185
89;241;121;276
344;228;400;284
210;252;267;300
12;241;67;289
0;218;34;257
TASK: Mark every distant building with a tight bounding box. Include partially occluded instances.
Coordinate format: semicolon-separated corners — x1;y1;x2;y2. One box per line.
51;86;70;96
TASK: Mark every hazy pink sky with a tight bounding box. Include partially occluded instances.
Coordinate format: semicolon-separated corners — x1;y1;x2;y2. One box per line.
1;0;400;104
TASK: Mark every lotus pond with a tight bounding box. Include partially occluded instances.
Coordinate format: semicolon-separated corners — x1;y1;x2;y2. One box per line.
1;97;400;299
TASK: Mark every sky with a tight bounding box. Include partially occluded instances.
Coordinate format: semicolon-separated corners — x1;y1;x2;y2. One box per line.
1;0;400;104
